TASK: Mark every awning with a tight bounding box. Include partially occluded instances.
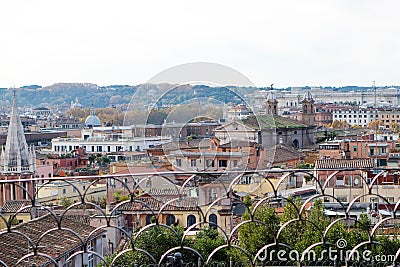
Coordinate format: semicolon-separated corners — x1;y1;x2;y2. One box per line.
378;209;392;216
324;210;346;217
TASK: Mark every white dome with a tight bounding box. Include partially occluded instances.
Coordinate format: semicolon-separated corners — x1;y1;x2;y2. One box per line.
85;109;101;128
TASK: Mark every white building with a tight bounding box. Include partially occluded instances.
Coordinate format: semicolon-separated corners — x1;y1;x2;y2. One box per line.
254;87;400;112
332;107;378;127
52;135;172;154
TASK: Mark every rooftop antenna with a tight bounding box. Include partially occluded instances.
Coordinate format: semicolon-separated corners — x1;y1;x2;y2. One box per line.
373;81;376;109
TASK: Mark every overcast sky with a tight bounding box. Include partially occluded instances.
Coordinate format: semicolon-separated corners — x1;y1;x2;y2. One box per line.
0;0;399;88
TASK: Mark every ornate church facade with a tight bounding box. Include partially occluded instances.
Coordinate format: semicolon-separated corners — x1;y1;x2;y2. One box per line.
0;93;36;206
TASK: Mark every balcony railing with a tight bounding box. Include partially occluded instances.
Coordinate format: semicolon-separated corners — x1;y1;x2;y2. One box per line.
0;168;400;266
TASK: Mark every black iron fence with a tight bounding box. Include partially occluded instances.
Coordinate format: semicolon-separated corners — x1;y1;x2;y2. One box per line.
0;168;400;266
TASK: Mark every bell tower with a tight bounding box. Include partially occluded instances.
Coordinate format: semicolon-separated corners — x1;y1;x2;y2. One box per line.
301;91;315;126
266;91;278;115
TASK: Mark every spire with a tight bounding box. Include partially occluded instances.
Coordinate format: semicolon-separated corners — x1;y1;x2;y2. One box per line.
0;92;35;174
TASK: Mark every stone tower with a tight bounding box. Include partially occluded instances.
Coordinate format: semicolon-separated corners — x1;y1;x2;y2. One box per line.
266;91;278;115
0;92;36;205
301;91;315;126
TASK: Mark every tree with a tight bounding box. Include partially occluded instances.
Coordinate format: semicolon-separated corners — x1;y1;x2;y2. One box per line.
112;190;130;203
390;121;400;133
296;199;330;253
280;196;305;251
328;120;350;129
368;120;384;132
60;196;74;209
100;226;187;266
109;95;122;105
192;227;227;262
234;196;280;261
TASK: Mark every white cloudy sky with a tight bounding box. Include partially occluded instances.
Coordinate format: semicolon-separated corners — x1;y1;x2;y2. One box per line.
0;0;399;88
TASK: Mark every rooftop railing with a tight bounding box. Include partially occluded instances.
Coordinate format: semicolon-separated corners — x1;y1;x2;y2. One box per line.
0;168;400;266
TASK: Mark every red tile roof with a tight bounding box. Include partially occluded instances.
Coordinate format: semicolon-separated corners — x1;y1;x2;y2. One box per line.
1;200;33;213
266;144;304;164
315;159;373;169
117;195;198;212
0;214;105;266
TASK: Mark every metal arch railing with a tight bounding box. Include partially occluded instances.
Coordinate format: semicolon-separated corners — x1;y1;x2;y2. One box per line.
0;168;400;266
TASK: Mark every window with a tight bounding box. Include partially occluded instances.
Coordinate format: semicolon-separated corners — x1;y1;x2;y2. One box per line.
233;160;238;167
206;159;214;167
336;176;344;187
218;160;227;168
337;196;347;203
187;215;196;227
353;146;357;152
176;159;182;167
209;188;217;202
146;214;154;225
209;214;218;229
166;214;176;226
146;179;152;188
87;240;94;267
64;253;72;267
63;189;66;194
190;159;196;167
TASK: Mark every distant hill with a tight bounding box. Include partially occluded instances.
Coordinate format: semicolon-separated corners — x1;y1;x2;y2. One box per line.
0;83;137;108
0;83;393;109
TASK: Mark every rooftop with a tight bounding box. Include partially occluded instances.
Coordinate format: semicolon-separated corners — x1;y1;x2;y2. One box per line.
315;159;373;169
242;114;308;130
0;214;105;266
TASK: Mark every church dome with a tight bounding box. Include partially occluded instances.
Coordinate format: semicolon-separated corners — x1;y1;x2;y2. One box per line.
85;109;101;128
303;91;313;101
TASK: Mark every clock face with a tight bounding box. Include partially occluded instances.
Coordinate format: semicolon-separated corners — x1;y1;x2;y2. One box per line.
354;178;359;185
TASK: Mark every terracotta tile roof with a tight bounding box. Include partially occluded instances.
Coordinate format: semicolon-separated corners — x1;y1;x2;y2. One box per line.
266;144;304;164
1;200;33;213
315;159;373;169
147;188;191;196
0;214;105;267
118;196;198;212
